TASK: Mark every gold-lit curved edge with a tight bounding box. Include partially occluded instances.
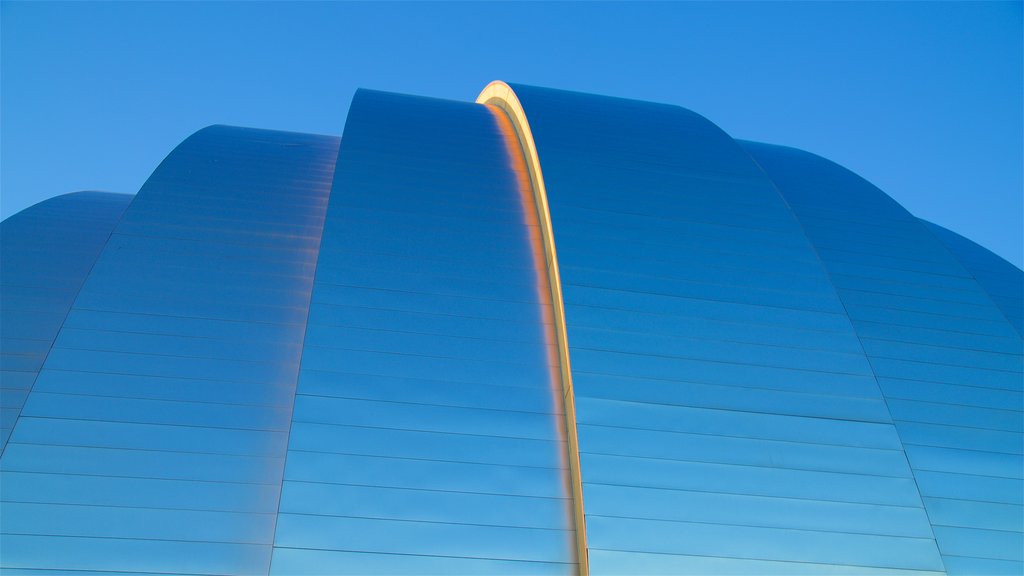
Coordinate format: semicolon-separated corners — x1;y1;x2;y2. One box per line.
477;80;589;576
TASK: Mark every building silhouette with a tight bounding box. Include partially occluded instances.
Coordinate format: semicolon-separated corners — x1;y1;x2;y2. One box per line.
2;82;1021;575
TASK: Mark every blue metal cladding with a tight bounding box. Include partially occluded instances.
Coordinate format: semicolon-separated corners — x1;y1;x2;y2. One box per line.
0;192;131;452
1;82;1021;576
270;89;578;574
923;220;1024;337
0;126;339;574
742;141;1023;576
507;84;945;574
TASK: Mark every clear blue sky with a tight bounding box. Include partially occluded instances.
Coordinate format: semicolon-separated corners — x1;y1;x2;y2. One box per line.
3;1;1021;267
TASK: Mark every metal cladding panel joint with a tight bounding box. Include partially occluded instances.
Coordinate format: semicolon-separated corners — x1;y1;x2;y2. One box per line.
271;89;579;574
477;80;590;574
742;140;1023;576
503;83;946;574
0;126;339;575
922;219;1024;337
1;82;1021;576
0;191;132;452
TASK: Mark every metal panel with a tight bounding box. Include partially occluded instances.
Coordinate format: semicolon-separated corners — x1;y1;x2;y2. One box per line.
503;83;942;573
0;192;130;451
271;90;578;574
923;220;1024;337
743;140;1023;575
4;82;1020;574
0;126;338;574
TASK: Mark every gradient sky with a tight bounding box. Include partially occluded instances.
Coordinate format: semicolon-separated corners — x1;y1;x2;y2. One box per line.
3;1;1021;267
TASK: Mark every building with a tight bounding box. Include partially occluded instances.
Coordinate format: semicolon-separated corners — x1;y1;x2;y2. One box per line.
1;82;1020;575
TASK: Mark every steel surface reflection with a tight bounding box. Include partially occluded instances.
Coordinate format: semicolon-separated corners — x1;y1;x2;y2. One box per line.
271;90;578;574
0;192;131;453
479;80;589;573
743;140;1023;575
924;219;1024;337
1;127;338;574
505;84;944;574
2;81;1021;576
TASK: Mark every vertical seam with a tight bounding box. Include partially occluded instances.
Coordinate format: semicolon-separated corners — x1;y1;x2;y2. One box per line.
0;194;132;459
478;81;589;576
741;143;949;574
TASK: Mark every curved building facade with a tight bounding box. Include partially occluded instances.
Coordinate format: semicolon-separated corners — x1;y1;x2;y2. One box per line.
1;83;1020;575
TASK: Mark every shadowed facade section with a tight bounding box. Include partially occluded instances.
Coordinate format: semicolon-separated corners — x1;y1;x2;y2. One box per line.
923;219;1024;337
743;140;1022;575
1;192;132;453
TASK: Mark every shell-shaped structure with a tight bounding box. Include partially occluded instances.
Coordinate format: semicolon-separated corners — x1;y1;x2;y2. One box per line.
2;83;1020;576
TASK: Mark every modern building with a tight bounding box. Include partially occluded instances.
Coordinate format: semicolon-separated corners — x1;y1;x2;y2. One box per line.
1;82;1020;576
